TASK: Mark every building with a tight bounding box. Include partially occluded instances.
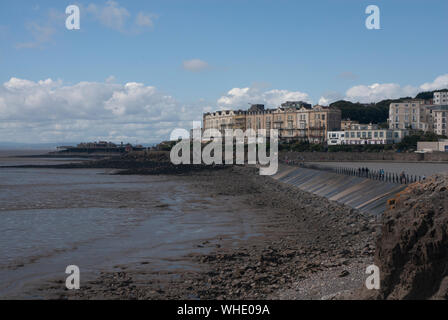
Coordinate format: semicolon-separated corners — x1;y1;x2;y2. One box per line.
202;109;247;133
341;119;359;131
281;101;312;109
203;102;341;143
327;126;409;145
306;105;341;143
432;105;448;136
55;141;145;154
434;91;448;105
417;140;448;152
388;99;432;131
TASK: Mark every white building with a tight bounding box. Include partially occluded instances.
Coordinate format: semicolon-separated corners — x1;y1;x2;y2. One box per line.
434;91;448;105
327;127;409;145
432;105;448;136
388;100;432;131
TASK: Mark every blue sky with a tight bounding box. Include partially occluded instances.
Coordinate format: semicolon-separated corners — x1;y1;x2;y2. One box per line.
0;0;447;143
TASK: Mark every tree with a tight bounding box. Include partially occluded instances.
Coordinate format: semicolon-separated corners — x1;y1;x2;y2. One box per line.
330;88;448;125
396;131;446;151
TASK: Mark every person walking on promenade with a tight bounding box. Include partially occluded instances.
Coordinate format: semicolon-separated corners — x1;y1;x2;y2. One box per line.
400;171;406;184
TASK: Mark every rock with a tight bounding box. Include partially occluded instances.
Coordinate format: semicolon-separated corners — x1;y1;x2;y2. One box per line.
371;174;448;300
338;270;350;278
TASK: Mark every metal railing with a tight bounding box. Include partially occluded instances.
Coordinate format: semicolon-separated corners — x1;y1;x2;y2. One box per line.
281;160;424;185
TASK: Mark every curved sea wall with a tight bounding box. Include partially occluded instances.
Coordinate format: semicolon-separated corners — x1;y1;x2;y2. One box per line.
272;165;406;215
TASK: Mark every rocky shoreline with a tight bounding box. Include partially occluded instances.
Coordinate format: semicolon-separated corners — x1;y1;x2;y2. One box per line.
37;158;378;300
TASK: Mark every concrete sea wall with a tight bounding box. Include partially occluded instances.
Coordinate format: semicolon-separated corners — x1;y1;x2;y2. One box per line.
272;165;406;215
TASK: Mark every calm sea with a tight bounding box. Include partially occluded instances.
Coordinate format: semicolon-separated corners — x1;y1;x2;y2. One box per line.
0;150;263;299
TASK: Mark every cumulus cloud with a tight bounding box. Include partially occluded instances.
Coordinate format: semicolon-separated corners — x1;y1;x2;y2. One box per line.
345;83;418;103
0;77;203;143
182;59;210;72
318;92;344;106
318;74;448;105
217;87;311;109
420;74;448;91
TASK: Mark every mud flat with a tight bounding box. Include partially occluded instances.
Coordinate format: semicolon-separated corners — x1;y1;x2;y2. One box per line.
34;164;377;300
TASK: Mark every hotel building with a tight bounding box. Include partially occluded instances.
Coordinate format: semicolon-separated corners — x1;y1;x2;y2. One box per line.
203;102;341;143
388;99;433;131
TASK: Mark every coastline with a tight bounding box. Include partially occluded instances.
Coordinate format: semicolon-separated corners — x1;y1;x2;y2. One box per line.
32;164;377;300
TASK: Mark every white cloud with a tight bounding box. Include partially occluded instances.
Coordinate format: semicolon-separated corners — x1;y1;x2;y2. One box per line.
318;92;344;106
86;1;156;33
15;22;56;49
0;77;203;143
420;74;448;91
87;1;131;32
217;86;311;109
338;72;358;80
182;59;210;72
345;83;418;103
105;75;116;83
15;8;65;49
318;74;448;105
135;12;154;28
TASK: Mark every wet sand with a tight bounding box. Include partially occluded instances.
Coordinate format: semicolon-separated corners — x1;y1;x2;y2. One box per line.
32;166;377;300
